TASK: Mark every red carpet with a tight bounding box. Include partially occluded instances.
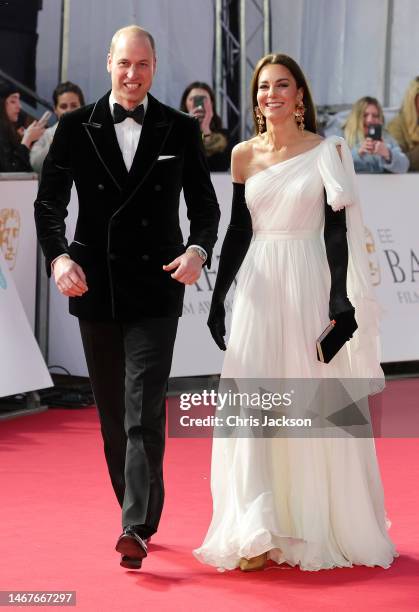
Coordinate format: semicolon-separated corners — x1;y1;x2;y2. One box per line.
1;379;418;611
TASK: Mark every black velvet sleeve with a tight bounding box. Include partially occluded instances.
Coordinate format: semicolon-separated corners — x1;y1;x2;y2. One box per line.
207;182;253;349
34;114;74;275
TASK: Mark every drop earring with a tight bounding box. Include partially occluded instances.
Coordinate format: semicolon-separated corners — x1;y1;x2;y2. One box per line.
294;99;305;131
254;107;265;135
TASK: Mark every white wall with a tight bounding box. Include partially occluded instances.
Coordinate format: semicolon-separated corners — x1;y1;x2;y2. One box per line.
271;0;419;108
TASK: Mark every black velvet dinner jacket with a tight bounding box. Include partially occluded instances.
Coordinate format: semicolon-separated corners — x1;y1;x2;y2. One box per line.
34;92;220;321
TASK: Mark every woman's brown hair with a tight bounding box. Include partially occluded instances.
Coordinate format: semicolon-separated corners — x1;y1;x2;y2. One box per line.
250;53;317;135
180;81;223;132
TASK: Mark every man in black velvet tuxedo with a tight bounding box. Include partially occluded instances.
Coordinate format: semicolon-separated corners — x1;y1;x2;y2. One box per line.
34;25;220;569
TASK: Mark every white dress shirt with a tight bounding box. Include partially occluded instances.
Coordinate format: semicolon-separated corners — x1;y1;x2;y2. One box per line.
109;92;147;172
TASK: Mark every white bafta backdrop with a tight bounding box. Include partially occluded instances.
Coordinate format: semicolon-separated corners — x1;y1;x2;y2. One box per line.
0;178;39;330
0;248;52;398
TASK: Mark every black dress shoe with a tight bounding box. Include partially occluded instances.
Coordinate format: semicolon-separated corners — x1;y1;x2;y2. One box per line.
120;554;142;569
115;527;148;562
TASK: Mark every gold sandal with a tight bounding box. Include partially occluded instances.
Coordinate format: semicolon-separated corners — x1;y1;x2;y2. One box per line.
239;552;268;572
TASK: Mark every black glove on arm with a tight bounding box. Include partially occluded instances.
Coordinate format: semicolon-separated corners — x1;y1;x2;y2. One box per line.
324;197;358;338
208;182;253;350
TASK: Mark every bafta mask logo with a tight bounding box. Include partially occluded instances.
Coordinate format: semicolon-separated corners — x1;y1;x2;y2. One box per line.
365;227;381;286
0;264;7;289
0;208;21;271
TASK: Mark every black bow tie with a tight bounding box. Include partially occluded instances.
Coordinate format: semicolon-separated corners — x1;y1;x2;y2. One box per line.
113;103;145;125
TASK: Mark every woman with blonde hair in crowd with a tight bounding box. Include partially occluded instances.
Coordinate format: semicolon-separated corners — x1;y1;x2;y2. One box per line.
343;96;408;174
388;77;419;171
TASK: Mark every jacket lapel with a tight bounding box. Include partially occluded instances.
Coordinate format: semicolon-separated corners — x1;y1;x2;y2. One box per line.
82;92;128;191
119;94;173;207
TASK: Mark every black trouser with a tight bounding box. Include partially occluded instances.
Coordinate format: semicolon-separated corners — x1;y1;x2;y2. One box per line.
79;317;178;539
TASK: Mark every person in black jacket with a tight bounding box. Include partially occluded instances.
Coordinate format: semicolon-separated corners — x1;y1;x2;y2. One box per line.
0;81;45;172
34;25;220;570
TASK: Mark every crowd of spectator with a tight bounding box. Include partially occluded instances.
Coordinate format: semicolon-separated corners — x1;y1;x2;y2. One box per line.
1;74;419;176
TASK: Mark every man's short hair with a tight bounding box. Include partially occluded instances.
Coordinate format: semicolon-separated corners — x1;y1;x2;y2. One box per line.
109;25;156;57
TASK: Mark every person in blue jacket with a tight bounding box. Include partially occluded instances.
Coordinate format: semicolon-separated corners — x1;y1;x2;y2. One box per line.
343;96;409;173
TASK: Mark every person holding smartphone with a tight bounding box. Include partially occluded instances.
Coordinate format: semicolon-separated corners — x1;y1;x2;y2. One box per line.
342;96;408;173
180;81;231;171
0;81;46;172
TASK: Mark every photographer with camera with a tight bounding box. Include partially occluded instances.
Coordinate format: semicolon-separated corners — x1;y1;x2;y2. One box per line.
180;81;231;172
343;96;408;173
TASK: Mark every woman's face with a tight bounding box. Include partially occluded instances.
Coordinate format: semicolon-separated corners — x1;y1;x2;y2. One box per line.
363;103;381;135
5;93;21;123
185;87;212;113
55;91;82;119
256;63;303;125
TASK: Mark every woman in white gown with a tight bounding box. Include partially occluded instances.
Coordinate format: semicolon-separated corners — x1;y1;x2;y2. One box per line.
193;54;398;572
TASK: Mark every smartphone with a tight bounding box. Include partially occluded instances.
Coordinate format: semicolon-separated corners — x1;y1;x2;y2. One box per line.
192;95;206;109
367;124;382;140
38;110;52;126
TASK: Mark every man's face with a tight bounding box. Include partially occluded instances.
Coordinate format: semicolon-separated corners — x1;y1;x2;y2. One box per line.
107;33;156;109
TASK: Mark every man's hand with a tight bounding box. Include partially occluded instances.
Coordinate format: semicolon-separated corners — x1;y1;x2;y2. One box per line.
53;255;88;297
162;250;203;285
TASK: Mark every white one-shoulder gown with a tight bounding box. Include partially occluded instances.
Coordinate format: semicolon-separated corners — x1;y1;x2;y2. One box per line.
194;136;398;572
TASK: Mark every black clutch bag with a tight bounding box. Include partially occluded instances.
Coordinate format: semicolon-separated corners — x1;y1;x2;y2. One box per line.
316;315;358;364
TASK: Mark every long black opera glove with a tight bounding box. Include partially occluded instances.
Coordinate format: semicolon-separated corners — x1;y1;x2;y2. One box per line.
208;183;253;350
324;195;358;339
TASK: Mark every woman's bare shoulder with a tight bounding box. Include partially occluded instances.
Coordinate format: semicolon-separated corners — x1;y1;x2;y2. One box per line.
232;138;257;158
231;139;258;182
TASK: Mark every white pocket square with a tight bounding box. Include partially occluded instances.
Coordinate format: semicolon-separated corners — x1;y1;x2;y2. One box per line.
157;155;176;160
